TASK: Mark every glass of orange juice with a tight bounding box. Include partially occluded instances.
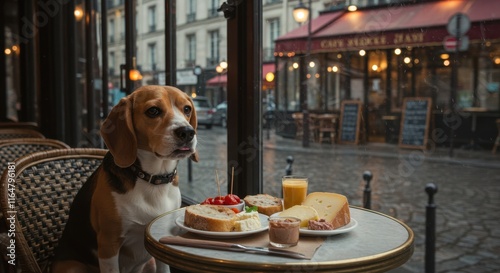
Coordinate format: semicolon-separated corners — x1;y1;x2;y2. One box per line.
282;176;308;209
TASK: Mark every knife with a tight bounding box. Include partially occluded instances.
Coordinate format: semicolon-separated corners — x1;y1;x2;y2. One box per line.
159;236;307;259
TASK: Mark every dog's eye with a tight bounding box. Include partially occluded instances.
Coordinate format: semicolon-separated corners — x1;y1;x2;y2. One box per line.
145;107;162;118
183;106;192;115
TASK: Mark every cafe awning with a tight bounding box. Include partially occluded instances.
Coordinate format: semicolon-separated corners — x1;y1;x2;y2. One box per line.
206;63;275;86
206;74;227;86
275;0;500;54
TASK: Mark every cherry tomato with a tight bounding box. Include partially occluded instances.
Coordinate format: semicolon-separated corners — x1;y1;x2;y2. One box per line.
224;194;239;205
228;194;241;203
201;198;213;205
230;208;240;213
214;196;225;202
212;198;225;205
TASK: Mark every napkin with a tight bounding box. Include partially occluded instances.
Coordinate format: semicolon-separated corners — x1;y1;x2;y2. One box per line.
180;231;325;259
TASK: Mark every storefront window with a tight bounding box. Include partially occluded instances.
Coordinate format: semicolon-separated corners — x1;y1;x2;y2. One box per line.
478;43;500;110
350;51;365;102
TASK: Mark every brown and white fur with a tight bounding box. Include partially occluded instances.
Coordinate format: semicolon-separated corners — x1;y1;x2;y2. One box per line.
52;85;198;273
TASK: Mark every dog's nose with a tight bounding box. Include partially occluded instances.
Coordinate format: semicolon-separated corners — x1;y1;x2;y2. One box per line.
174;126;195;142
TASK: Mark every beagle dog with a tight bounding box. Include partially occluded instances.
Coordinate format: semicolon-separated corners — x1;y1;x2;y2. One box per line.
52;85;198;273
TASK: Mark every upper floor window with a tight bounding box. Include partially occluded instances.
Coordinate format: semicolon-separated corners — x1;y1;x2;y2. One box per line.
148;43;157;71
109;51;115;75
266;18;280;61
109;18;115;43
187;0;197;22
186;34;196;67
208;0;219;18
148;5;156;32
208;30;220;67
120;15;125;40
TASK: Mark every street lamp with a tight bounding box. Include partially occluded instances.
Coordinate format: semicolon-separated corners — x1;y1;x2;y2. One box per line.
216;60;228;104
293;0;312;148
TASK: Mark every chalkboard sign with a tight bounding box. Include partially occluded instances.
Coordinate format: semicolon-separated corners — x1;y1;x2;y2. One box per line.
339;100;363;144
399;97;432;149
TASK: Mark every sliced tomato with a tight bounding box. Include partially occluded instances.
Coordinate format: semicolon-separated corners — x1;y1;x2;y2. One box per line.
230;208;240;213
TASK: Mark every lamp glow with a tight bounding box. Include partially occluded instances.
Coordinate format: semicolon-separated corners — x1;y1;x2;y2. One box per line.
292;2;309;23
265;72;275;82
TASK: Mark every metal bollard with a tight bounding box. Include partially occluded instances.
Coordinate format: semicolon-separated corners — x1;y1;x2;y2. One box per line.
188;159;192;183
362;171;372;209
285;156;294;175
425;183;438;273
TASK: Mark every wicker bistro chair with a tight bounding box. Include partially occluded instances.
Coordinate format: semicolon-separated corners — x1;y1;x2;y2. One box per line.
0;138;70;175
0;128;45;140
0;122;39;131
0;148;107;273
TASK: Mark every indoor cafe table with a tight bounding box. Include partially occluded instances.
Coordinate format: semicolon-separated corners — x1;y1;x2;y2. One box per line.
145;206;414;273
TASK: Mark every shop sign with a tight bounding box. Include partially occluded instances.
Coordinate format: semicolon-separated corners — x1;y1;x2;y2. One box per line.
176;70;198;85
319;32;425;50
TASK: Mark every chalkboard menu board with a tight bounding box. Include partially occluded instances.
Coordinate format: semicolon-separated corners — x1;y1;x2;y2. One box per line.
399;97;432;149
339;100;363;144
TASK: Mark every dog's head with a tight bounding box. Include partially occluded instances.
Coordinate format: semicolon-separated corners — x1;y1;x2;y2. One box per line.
101;85;199;168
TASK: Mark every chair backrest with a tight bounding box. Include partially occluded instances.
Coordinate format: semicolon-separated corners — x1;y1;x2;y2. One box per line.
0;128;45;140
0;122;40;131
0;138;70;176
0;148;107;273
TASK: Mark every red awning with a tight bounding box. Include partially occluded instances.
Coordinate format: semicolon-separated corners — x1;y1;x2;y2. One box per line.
275;0;500;53
206;63;276;86
206;74;227;86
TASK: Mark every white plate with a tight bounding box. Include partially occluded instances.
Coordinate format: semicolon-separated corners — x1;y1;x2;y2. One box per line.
175;213;269;239
270;212;358;236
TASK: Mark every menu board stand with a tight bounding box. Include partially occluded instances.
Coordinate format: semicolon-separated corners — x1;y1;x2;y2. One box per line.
339;100;363;145
398;97;432;150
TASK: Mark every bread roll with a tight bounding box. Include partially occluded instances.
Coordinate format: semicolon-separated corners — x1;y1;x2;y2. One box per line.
184;205;236;232
244;194;283;216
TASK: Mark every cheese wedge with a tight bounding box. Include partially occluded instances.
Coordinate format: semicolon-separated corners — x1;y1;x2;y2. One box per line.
279;205;319;227
302;192;350;229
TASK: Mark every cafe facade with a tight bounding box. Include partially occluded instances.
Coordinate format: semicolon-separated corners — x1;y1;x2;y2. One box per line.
273;0;500;147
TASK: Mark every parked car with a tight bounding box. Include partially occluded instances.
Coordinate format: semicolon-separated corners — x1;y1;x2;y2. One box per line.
192;96;214;129
213;101;227;128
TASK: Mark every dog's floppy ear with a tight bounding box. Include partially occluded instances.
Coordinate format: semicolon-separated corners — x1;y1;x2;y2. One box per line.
188;97;199;163
101;96;137;168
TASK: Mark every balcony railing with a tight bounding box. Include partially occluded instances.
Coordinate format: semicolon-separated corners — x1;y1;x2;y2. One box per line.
206;57;219;68
265;0;283;5
186;13;196;23
185;59;196;68
208;8;218;18
263;47;275;62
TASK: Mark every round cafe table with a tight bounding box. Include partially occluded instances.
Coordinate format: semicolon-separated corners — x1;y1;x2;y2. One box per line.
145;206;414;273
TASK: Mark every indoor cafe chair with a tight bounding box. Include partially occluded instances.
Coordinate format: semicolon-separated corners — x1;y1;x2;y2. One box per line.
0;148;107;273
0;138;70;175
0;122;40;132
0;128;45;140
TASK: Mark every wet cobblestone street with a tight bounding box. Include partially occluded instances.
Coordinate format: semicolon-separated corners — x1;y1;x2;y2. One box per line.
177;127;500;273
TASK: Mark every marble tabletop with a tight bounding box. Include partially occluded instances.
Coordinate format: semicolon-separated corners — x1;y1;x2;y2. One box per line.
145;206;414;273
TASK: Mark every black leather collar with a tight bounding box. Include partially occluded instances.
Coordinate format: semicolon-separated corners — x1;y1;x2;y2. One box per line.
129;164;177;185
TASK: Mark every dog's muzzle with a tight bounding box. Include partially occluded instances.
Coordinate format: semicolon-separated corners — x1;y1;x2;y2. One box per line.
174;126;195;143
